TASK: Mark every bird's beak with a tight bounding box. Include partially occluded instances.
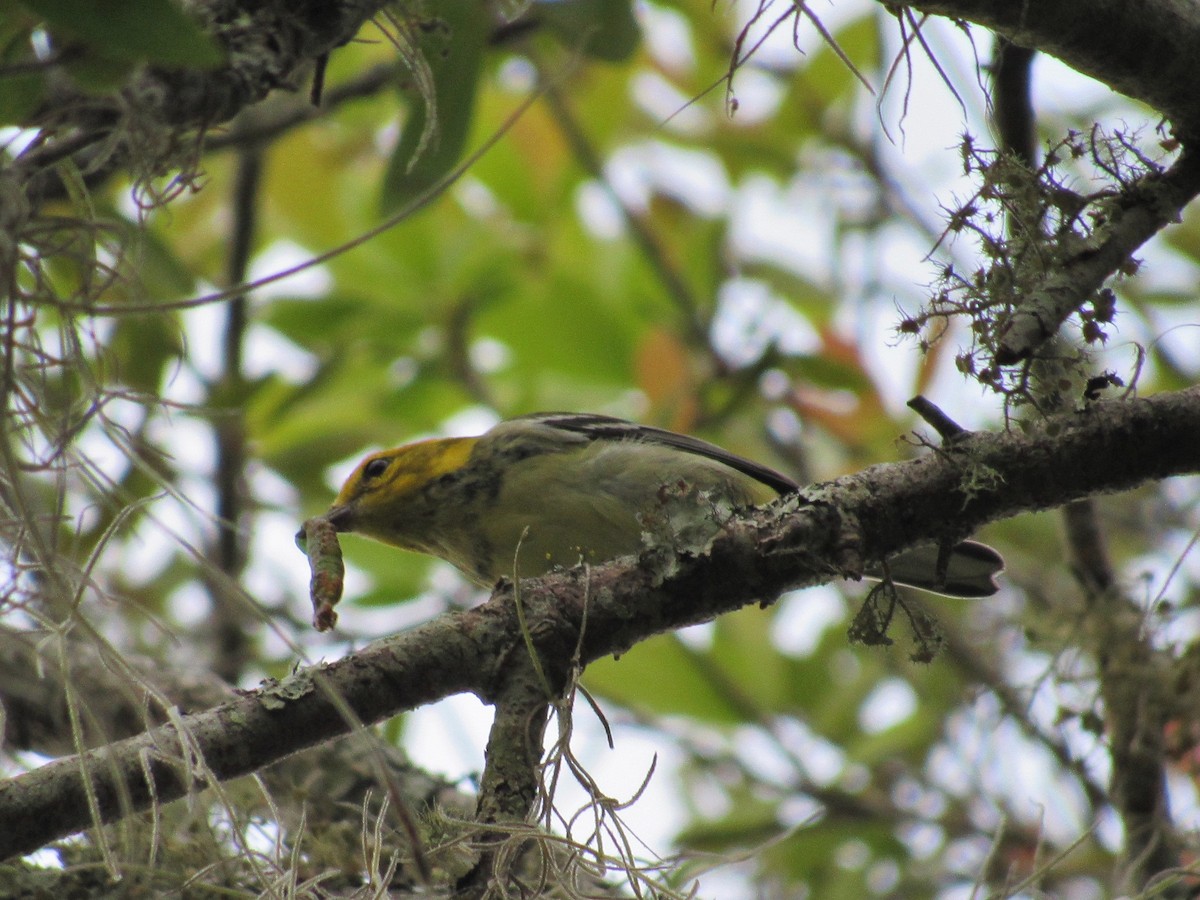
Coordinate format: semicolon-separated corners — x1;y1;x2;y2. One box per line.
324;504;354;533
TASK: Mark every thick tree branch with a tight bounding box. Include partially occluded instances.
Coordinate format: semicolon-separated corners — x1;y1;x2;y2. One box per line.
0;626;472;879
0;628;230;757
1;387;1199;860
893;0;1200;139
458;664;552;896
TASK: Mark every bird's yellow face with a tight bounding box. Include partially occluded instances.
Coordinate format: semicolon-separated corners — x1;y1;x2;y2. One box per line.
326;437;476;548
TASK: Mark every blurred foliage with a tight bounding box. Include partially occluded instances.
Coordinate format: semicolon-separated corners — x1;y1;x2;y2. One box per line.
2;0;1200;896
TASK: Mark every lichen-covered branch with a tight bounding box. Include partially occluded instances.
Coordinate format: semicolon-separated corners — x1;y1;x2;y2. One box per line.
994;150;1200;363
0;625;472;884
1;386;1198;860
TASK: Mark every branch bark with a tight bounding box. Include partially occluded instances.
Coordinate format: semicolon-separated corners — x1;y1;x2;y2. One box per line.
0;626;472;879
1;387;1198;860
893;0;1200;139
1062;500;1182;894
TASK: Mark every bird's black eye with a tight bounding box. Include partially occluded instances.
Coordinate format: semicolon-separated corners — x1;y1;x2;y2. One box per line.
362;458;390;480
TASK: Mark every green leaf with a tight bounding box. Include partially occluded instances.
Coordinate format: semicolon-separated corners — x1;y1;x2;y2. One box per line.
538;0;640;62
18;0;223;68
845;705;938;767
0;21;45;124
480;268;636;387
585;632;749;723
107;313;184;393
62;49;137;91
335;535;435;608
792;13;879;108
777;353;876;394
676;798;783;851
381;0;490;214
764;821;905;885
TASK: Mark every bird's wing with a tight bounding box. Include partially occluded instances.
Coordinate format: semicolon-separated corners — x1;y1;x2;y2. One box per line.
515;412;801;496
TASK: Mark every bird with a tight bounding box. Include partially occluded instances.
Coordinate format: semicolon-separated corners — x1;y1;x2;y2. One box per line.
323;412;1003;598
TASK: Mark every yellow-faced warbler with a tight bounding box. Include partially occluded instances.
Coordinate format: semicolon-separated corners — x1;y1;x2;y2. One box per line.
324;412;1003;597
